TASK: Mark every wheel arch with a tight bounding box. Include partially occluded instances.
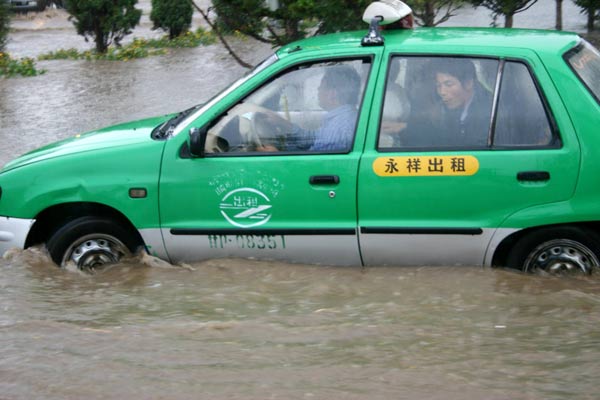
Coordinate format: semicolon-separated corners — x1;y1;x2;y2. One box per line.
25;202;145;250
491;221;600;267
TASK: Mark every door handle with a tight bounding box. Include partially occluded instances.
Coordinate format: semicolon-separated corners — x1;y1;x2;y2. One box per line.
309;175;340;185
517;171;550;182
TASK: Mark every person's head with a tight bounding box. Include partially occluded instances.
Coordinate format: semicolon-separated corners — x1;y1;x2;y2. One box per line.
318;65;361;110
434;59;476;110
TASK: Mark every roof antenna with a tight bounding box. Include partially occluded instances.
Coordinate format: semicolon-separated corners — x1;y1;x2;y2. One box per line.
362;16;385;46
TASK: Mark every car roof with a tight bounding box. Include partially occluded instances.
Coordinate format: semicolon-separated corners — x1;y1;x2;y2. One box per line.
277;27;582;58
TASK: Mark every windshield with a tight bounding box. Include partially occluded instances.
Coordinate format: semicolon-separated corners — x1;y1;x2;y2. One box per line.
565;40;600;105
171;53;279;137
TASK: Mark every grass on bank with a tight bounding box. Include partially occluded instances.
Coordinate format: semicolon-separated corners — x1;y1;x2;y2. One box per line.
38;28;216;61
1;28;215;77
0;52;45;77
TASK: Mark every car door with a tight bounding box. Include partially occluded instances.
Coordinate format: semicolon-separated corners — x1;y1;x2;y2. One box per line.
158;55;378;266
358;53;580;266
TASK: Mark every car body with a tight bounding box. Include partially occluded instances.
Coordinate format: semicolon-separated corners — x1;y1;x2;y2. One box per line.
6;0;47;12
1;7;600;274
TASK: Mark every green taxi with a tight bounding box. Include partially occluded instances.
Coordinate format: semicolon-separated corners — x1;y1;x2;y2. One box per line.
1;1;600;275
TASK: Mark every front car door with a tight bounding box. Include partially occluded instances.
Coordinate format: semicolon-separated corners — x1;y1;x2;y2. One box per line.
158;54;379;266
358;50;580;266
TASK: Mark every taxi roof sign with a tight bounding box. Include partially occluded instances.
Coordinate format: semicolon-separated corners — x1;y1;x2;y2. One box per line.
362;0;413;25
361;0;413;47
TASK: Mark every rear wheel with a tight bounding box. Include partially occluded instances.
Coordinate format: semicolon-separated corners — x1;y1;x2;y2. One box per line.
507;226;600;275
46;216;142;270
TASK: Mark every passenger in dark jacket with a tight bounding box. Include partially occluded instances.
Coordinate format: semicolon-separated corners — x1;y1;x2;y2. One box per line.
403;58;493;148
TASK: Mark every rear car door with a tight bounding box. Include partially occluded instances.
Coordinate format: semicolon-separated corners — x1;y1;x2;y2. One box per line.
358;52;580;266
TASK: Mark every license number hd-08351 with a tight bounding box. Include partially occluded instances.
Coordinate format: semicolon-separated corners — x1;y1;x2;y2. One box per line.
207;235;287;250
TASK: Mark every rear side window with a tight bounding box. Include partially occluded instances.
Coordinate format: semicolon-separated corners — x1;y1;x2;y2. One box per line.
378;57;497;150
378;56;558;151
565;41;600;105
494;62;554;147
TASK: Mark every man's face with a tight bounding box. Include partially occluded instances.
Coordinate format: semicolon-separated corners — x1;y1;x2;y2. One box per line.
318;77;336;110
436;73;473;110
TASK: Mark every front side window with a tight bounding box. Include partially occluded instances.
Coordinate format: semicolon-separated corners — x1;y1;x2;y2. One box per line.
378;56;557;150
204;58;371;155
565;41;600;105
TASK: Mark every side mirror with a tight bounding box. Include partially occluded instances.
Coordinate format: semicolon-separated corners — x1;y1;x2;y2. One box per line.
188;126;207;158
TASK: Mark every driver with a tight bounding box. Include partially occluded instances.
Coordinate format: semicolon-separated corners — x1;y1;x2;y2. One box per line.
263;65;361;152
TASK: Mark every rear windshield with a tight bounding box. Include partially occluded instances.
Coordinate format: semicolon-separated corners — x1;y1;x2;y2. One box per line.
565;40;600;105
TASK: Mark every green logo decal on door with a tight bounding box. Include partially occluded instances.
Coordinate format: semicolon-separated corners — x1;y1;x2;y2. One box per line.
219;188;273;228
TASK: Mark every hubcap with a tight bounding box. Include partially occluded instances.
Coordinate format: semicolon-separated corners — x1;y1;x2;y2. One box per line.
524;239;599;275
62;234;129;270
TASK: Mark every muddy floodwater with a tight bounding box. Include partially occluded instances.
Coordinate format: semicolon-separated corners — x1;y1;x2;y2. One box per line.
2;3;600;399
2;249;600;400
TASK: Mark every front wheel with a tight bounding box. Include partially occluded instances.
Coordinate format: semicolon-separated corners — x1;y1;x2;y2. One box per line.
46;217;142;270
507;226;600;275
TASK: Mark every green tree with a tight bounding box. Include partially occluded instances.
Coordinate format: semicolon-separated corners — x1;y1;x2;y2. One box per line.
210;0;466;44
66;0;142;53
470;0;538;27
210;0;371;47
203;0;463;67
0;0;9;53
405;0;463;27
151;0;193;39
574;0;600;32
210;0;281;45
312;0;372;35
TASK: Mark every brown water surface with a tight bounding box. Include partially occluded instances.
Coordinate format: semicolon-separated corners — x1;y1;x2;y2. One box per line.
2;248;600;399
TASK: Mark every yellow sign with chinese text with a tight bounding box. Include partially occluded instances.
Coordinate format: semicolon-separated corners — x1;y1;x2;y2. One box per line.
373;156;479;177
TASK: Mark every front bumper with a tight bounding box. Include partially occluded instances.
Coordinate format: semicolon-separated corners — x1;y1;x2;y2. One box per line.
0;217;34;257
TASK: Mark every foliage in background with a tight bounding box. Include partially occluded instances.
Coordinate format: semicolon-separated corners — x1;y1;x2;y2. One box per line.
405;0;464;26
0;0;9;52
470;0;538;27
573;0;600;32
206;0;471;68
65;0;142;53
151;0;193;39
37;28;215;61
210;0;469;46
312;0;373;34
211;0;372;46
0;53;45;77
211;0;305;46
316;0;464;29
0;3;46;78
145;27;216;47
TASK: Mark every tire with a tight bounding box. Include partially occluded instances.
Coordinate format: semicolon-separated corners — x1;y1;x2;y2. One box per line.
507;226;600;275
46;216;141;270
